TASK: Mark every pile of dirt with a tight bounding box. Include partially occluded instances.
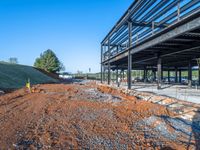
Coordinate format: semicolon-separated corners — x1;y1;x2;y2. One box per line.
0;82;198;149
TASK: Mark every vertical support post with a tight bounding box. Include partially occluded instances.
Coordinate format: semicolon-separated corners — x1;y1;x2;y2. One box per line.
101;45;103;83
157;56;162;89
152;22;155;35
128;53;132;89
108;64;111;85
120;69;122;80
103;66;105;82
108;39;111;85
116;66;119;86
122;70;125;81
179;70;182;83
188;60;192;87
168;69;170;83
153;70;156;81
127;21;132;90
175;67;178;83
111;70;113;83
101;65;104;82
198;68;200;85
161;66;164;81
144;66;147;83
177;0;180;21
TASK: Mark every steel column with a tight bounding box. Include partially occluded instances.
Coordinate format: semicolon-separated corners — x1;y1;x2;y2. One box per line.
101;45;103;83
101;65;104;82
120;70;122;80
188;60;192;87
168;69;170;83
175;67;178;83
144;66;147;83
179;70;182;83
177;0;180;21
104;67;106;82
157;56;162;89
108;39;111;85
199;68;200;85
153;70;156;81
116;66;119;87
128;53;132;89
128;21;132;89
108;65;111;85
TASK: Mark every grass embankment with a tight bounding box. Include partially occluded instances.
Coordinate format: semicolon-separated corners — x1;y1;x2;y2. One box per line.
0;62;58;91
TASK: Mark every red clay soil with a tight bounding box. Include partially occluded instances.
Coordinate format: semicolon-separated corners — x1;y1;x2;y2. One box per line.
0;82;195;149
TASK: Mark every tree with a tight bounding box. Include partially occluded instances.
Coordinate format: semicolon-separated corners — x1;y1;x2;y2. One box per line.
34;49;64;73
9;57;18;64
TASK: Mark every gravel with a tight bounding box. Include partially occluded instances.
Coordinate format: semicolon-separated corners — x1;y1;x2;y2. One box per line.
134;115;200;143
84;88;123;103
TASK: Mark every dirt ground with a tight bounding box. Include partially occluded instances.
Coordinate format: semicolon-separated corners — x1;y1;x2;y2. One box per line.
0;81;199;149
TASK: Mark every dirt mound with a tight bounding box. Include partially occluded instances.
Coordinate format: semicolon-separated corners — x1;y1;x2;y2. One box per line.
0;82;197;149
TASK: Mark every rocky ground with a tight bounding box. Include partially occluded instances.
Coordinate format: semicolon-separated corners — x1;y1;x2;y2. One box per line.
0;81;199;149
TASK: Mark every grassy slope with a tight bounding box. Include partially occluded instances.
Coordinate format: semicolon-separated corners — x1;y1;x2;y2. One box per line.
0;62;58;90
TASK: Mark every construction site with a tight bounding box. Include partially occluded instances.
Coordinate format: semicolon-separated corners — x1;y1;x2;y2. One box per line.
0;0;200;149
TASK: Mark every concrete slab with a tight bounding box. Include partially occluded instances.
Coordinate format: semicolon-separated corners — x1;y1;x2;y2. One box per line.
121;82;200;104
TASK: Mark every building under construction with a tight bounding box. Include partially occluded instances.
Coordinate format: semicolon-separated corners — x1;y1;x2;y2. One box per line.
101;0;200;90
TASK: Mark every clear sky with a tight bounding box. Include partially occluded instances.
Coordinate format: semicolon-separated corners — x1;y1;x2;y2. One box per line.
0;0;133;73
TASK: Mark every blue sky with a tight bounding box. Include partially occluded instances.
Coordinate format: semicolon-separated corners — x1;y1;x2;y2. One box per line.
0;0;133;73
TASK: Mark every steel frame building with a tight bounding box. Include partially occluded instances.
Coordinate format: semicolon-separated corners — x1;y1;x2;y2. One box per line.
101;0;200;89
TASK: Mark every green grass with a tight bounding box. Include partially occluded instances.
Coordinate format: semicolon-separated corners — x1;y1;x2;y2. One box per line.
0;62;58;90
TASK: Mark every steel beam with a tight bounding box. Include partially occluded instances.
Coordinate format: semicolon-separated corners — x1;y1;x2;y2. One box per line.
101;0;200;85
132;21;169;28
101;0;139;45
131;13;200;55
104;20;200;65
131;46;200;65
116;0;180;45
115;0;188;46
